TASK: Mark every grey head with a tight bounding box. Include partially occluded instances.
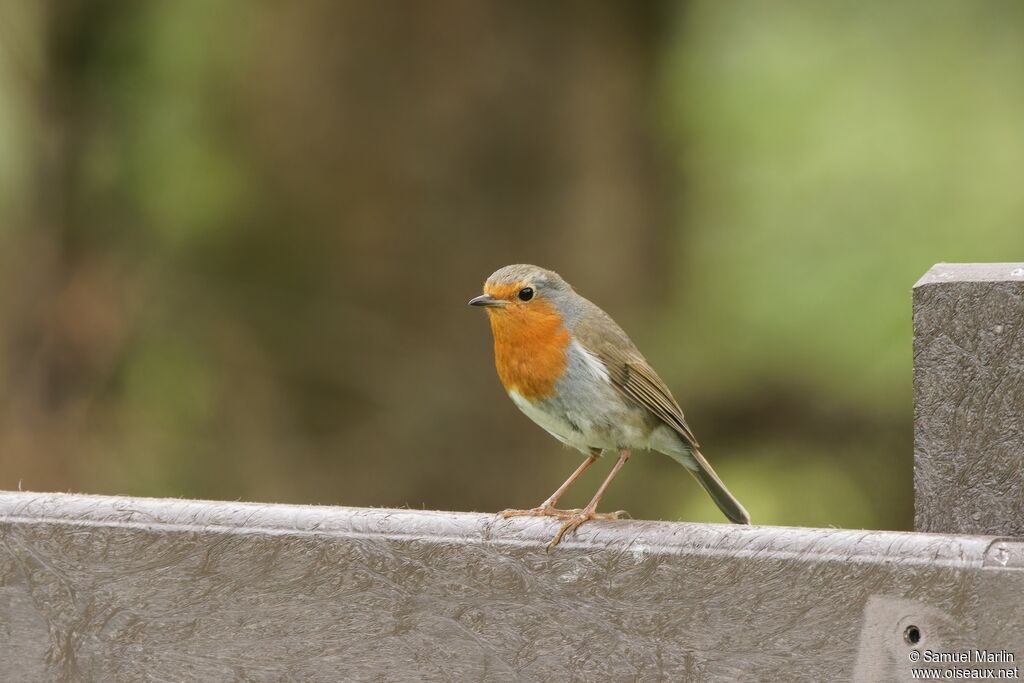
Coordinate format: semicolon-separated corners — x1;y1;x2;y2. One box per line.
468;264;586;325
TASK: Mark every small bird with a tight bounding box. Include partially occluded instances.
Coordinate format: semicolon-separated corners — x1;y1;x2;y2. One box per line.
470;264;750;547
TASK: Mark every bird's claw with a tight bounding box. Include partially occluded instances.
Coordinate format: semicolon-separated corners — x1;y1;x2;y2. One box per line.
547;508;628;548
500;506;582;519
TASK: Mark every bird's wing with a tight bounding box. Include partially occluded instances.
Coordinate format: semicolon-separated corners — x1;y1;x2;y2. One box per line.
573;300;701;450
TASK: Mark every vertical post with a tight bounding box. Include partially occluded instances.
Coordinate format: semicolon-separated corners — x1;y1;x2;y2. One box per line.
913;263;1024;536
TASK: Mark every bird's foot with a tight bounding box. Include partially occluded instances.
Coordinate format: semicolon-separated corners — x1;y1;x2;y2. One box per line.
548;507;628;548
500;505;582;520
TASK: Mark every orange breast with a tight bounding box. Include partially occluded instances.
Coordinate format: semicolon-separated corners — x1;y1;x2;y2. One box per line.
488;299;569;401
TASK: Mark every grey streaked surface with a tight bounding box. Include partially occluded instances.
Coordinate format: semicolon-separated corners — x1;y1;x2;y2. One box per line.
1;492;1022;682
916;262;1024;285
914;262;1024;536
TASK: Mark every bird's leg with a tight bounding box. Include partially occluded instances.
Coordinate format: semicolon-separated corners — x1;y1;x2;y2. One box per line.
500;449;601;519
549;449;630;547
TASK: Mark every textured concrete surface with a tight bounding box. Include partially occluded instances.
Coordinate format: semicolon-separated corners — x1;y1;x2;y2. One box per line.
1;492;1021;682
914;262;1024;536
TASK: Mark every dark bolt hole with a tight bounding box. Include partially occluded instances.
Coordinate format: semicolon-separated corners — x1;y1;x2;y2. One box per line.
904;625;922;645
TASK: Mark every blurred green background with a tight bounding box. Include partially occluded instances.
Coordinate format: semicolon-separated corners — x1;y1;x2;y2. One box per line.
1;1;1022;531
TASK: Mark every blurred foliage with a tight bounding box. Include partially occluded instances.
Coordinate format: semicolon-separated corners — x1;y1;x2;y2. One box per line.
0;1;1021;532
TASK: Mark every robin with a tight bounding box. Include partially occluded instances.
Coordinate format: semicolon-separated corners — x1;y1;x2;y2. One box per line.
469;264;750;547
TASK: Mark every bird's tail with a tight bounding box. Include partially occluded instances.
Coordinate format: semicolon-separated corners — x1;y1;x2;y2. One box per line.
682;448;751;525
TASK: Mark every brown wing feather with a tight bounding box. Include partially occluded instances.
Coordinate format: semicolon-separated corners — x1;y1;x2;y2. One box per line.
572;300;701;450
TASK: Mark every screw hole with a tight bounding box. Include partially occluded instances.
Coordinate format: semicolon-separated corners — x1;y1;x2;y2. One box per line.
904;625;922;645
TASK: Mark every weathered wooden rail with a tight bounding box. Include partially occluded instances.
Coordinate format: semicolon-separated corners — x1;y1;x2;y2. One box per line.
1;263;1022;681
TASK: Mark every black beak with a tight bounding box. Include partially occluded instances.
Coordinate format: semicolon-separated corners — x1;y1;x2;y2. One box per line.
468;293;504;308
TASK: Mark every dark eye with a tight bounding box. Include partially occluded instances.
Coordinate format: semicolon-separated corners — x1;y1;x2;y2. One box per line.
518;287;534;302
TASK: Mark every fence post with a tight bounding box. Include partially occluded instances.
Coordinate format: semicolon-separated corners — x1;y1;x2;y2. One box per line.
913;262;1024;536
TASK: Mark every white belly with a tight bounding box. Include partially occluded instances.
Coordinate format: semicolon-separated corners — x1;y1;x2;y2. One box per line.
507;389;593;451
